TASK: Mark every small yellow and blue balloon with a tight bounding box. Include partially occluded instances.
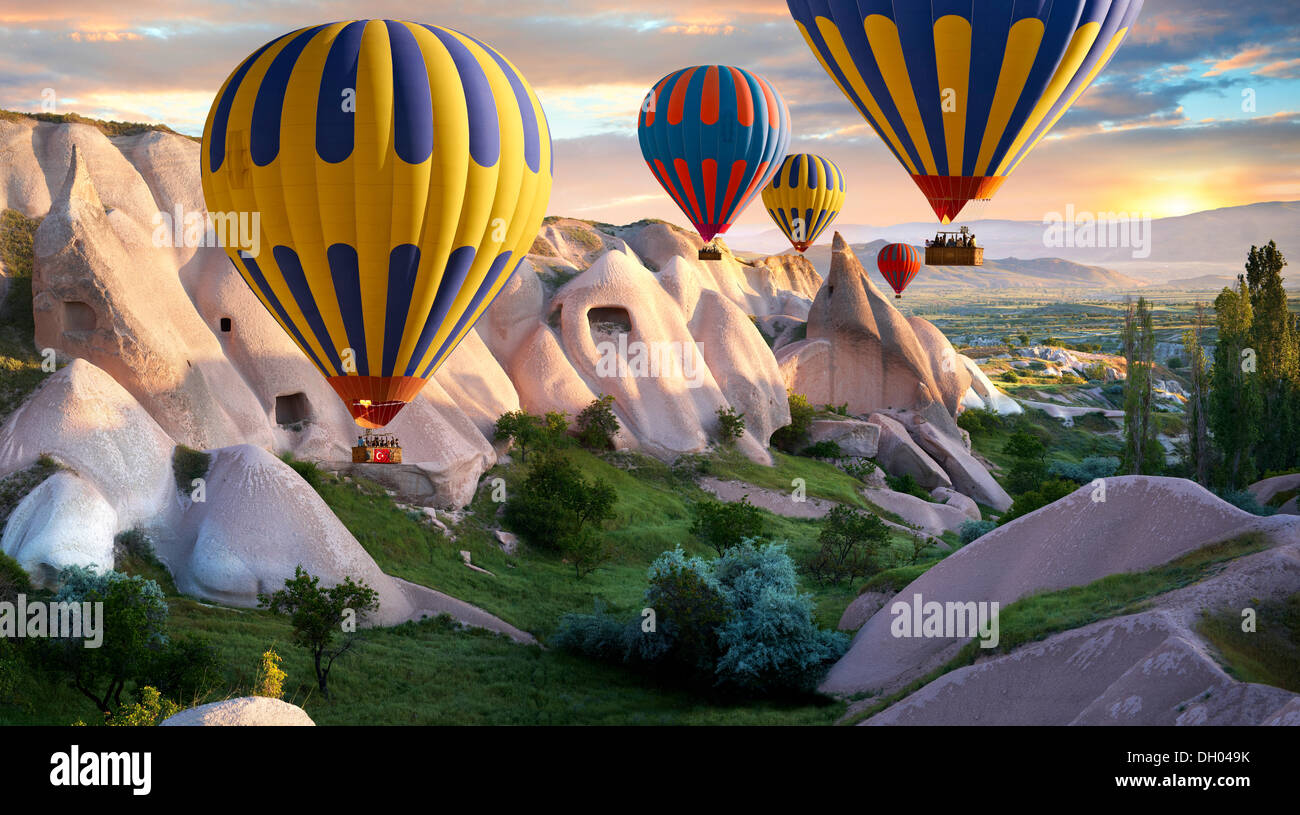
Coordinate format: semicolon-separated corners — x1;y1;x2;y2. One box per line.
202;20;552;427
761;154;845;252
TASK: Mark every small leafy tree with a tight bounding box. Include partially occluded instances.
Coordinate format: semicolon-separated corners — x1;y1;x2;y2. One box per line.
715;406;746;443
494;410;568;462
575;395;620;450
690;497;764;555
44;567;169;715
258;567;379;700
1003;429;1047;495
503;451;617;552
101;687;180;727
809;505;890;583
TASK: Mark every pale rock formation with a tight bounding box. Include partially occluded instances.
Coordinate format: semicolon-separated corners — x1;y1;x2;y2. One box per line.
907;315;972;415
900;413;1013;511
776;234;944;417
958;354;1023;415
930;487;981;521
161;697;315;726
823;476;1300;698
862;487;971;537
1;471;118;584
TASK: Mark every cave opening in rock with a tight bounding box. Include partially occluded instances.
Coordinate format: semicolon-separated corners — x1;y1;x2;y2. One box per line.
220;317;232;332
62;300;96;331
274;392;312;425
587;306;632;343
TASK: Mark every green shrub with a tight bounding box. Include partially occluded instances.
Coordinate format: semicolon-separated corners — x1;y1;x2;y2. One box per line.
1048;456;1119;483
806;505;890;583
959;519;997;546
494;409;568;463
1003;429;1047;495
690;496;764;556
1000;370;1020;383
885;472;932;501
715;405;746;443
553;543;848;694
999;479;1077;525
575;395;620;451
771;391;814;451
172;445;211;494
280;454;325;491
503;452;617;554
841;458;878;482
800;440;842;459
1212;489;1277;517
0;551;30;603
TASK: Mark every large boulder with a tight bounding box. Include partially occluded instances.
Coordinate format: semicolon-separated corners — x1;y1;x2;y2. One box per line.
867;412;950;489
823;476;1300;697
807;418;879;457
161;697;314;726
862;487;971;537
900;414;1013;511
1;471;117;585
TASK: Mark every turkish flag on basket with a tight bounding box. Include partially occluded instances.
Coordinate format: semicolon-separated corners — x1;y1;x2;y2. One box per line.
372;448;390;464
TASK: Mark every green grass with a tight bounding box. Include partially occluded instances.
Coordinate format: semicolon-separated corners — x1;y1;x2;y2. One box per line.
843;532;1271;724
1197;593;1300;693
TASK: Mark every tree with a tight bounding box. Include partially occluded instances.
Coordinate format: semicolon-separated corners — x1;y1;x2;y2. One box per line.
575;395;620;451
809;505;890;582
258;567;380;700
1182;302;1212;485
1003;428;1047;495
1209;279;1262;488
502;452;617;573
690;497;764;555
715;406;746;443
1244;241;1298;472
494;409;567;463
1121;296;1158;474
43;567;170;715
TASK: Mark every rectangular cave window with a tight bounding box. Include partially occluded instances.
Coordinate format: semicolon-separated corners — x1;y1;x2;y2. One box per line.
275;392;312;425
220;317;232;333
63;301;96;331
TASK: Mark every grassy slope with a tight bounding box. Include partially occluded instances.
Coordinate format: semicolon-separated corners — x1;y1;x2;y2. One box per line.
0;209;45;422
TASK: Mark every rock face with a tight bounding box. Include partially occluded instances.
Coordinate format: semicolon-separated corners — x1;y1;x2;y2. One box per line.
959;354;1023;415
160;697;314;726
1;471;117;584
776;234;948;418
898;413;1013;511
862;540;1300;725
823;476;1300;698
806;418;879;457
862;487;971;537
867;413;951;489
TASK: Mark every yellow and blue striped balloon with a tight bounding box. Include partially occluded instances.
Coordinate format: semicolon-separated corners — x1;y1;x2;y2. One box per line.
201;20;552;428
761;154;846;252
786;0;1142;222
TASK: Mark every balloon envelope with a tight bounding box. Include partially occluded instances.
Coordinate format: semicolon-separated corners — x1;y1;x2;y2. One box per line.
202;20;552;427
761;153;846;252
786;0;1143;222
877;242;920;297
638;65;790;243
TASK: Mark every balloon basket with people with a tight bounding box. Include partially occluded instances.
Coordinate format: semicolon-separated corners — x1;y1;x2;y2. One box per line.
923;226;983;267
352;431;403;465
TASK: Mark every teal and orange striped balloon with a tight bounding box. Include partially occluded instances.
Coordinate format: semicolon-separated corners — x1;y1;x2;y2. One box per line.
201;20;552;427
786;0;1143;222
761;154;846;252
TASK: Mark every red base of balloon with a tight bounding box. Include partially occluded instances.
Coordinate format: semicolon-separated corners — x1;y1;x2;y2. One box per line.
910;174;1006;222
327;375;425;428
695;223;732;243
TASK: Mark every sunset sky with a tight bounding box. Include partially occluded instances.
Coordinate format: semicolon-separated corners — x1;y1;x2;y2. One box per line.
2;0;1297;229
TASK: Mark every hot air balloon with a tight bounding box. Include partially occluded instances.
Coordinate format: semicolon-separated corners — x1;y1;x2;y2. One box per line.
202;21;552;432
876;242;920;298
786;0;1143;226
761;153;846;253
638;66;790;260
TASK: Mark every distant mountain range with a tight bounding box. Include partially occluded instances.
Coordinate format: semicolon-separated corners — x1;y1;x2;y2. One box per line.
729;201;1300;288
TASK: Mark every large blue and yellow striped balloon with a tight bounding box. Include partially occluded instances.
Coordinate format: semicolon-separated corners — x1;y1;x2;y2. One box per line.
787;0;1143;222
202;20;552;428
761;154;846;253
637;66;791;244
